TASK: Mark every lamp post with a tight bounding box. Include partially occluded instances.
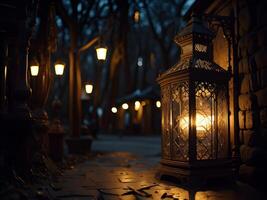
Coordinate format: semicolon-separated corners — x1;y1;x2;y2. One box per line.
157;15;232;185
47;59;65;161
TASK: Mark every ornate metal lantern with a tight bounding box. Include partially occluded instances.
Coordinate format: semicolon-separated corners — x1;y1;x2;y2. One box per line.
157;16;232;184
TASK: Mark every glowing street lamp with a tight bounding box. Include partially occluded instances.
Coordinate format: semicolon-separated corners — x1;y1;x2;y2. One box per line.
96;45;108;61
134;101;141;111
54;59;65;76
122;103;129;110
111;107;117;113
29;58;39;76
156;100;161;108
85;83;93;94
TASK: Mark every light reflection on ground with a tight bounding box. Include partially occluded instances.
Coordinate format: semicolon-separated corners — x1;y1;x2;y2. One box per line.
51;134;262;200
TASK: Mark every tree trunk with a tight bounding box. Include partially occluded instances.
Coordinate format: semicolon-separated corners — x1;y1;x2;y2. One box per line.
69;30;82;137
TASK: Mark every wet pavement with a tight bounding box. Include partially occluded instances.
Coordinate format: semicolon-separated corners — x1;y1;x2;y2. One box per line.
50;135;263;200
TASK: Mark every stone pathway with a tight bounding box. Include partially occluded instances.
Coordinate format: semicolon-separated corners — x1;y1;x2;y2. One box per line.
49;135;263;200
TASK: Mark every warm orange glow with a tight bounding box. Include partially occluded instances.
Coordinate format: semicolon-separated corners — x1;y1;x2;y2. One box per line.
134;101;141;111
180;113;214;131
111;107;117;113
134;10;140;22
96;46;108;60
85;84;93;94
122;103;129;110
156;101;161;108
55;63;65;75
30;65;39;76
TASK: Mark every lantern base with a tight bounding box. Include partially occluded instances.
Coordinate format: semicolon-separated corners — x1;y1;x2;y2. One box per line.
157;158;234;187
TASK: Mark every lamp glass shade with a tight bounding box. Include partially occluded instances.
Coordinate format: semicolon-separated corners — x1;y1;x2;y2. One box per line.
96;47;107;60
111;107;117;113
134;101;141;111
55;63;65;75
156;100;161;108
30;65;39;76
122;103;129;110
85;84;93;94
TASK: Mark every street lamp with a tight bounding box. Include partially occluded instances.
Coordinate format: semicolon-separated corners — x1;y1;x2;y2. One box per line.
111;107;117;113
134;101;141;111
29;58;39;76
96;45;108;61
157;15;232;184
156;100;161;108
54;59;65;76
85;83;93;94
122;103;129;110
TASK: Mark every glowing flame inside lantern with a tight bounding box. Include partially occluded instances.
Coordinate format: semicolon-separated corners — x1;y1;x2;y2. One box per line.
179;113;214;131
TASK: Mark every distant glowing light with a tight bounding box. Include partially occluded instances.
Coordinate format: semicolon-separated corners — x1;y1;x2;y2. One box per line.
97;107;103;117
135;101;141;111
122;103;129;110
54;63;65;75
30;65;39;76
156;101;161;108
137;57;143;67
111;107;117;113
134;10;140;22
85;84;93;94
96;46;108;61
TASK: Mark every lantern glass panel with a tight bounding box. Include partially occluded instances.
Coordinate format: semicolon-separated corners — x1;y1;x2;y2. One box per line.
171;82;189;161
161;85;171;159
194;82;229;160
217;87;229;158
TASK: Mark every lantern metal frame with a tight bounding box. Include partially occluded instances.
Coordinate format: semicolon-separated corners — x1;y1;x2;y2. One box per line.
157;14;237;185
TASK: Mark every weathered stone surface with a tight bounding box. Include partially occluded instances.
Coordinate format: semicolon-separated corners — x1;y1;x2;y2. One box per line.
240;74;251;94
255;47;267;69
260;107;267;127
239;94;252;110
239;164;255;183
239;57;250;74
245;110;254;129
242;130;254;145
240;145;264;166
239;111;246;129
255;87;267;107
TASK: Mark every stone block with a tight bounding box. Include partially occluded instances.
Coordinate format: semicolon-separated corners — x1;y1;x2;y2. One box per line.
240;144;264;166
255;87;267;107
255;47;267;69
239;94;252;110
243;130;255;146
239;111;246;129
238;37;248;58
239;57;250;74
245;110;254;129
260;107;267;127
240;74;251;94
239;164;255;183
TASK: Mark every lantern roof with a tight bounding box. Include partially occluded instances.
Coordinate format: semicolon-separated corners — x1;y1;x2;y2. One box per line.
176;15;214;39
158;15;229;83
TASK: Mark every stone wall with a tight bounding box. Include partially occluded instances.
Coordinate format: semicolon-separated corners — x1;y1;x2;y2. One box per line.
237;0;267;188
